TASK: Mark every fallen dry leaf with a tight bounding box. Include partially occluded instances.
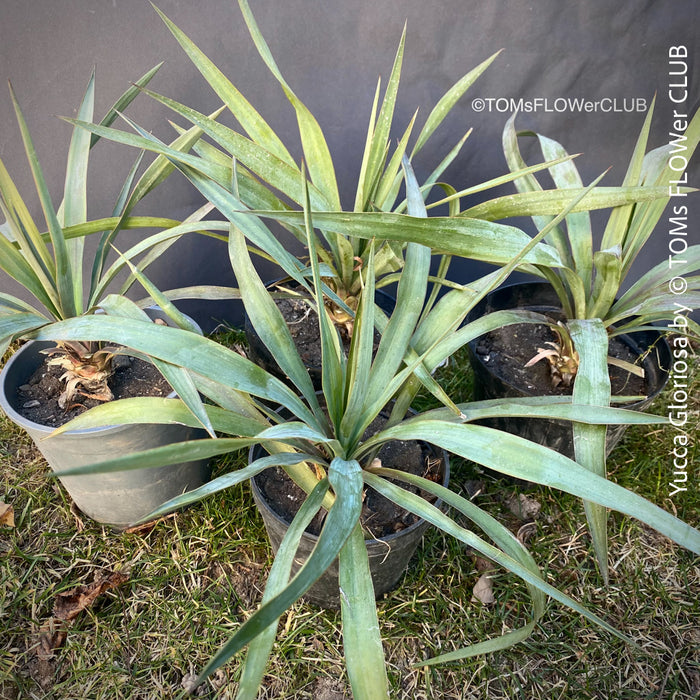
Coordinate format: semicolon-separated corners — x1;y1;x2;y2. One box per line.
181;672;208;697
475;556;496;573
0;502;14;527
504;493;541;521
53;570;129;622
472;573;495;605
29;570;129;689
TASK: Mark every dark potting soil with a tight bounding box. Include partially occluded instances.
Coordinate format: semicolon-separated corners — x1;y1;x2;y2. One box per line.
274;296;382;370
277;297;327;369
255;419;444;539
16;355;172;428
473;321;647;397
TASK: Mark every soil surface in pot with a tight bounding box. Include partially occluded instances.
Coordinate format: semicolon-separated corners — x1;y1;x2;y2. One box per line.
474;321;647;397
15;355;171;428
275;296;380;369
255;417;444;539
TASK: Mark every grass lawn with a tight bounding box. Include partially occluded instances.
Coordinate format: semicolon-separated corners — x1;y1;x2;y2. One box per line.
0;338;698;699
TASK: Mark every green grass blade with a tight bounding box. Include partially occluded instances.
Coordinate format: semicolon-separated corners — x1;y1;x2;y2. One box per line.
570;319;611;584
339;523;390;699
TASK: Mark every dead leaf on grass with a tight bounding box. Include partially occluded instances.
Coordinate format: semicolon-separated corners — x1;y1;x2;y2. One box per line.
504;493;541;521
180;673;209;698
52;570;129;622
0;502;14;527
29;570;129;689
475;556;496;573
472;573;495;605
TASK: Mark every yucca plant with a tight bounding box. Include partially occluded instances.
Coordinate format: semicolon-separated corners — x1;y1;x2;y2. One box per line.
60;0;676;337
463;102;700;352
459;105;699;586
0;67;222;411
36;162;700;699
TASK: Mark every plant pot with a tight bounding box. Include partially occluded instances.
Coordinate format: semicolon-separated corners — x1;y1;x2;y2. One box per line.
244;284;396;388
465;281;671;458
0;308;211;528
249;441;449;609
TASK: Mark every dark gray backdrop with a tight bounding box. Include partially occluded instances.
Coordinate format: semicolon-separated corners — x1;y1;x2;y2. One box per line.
1;0;698;331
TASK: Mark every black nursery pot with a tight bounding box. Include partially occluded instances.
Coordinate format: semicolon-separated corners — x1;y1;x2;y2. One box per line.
465;282;671;458
249;441;450;609
244;284;396;389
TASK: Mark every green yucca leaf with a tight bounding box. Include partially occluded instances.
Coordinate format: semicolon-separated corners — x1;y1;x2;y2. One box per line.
340;523;390;699
237;0;341;210
570;319;611;584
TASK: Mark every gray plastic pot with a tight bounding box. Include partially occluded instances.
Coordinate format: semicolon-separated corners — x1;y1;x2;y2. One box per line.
465;281;671;458
249;442;450;609
0;309;211;528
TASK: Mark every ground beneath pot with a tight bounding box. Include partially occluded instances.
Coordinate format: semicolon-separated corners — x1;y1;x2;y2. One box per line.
16;355;172;428
255;418;444;539
474;321;647;397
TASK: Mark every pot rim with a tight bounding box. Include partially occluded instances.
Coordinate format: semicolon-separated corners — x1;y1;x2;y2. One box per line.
465;280;672;406
249;440;451;548
0;306;200;437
